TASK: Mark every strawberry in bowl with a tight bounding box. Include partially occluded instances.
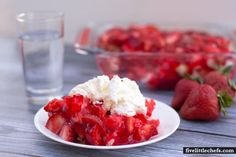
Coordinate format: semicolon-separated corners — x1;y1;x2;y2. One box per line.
75;24;236;90
43;75;160;145
96;25;236;90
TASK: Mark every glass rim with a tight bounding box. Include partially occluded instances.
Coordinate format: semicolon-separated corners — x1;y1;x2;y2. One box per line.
16;11;64;23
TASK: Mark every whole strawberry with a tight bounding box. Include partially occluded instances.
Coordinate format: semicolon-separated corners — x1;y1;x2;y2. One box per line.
180;84;233;121
171;78;199;110
204;71;236;98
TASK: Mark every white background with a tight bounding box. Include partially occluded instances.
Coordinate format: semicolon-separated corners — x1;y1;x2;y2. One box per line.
0;0;236;42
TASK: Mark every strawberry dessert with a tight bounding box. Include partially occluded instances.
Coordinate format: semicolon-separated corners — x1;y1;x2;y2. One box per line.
44;75;159;145
95;24;235;90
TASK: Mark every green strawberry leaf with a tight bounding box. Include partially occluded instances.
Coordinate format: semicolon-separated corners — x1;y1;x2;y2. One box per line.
228;79;236;91
217;92;234;116
184;74;204;84
219;65;233;76
193;77;204;84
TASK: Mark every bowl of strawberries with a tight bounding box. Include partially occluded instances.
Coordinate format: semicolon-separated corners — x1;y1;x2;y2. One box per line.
74;22;236;90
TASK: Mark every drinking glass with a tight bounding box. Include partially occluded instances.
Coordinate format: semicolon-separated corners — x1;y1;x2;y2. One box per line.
16;11;64;106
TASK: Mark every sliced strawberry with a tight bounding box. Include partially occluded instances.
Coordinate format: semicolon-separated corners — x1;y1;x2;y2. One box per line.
88;103;106;119
148;119;160;127
59;123;76;142
145;99;156;117
71;113;103;128
105;114;123;131
45;114;66;134
125;117;134;134
74;123;86;140
44;99;67;113
85;124;103;145
134;114;147;124
67;95;84;116
104;131;119;146
63;95;73;104
81;114;104;130
138;124;158;141
71;113;83;124
134;118;143;129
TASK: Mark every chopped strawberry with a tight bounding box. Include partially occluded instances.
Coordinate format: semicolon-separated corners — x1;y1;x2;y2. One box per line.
67;95;84;116
125;117;134;134
88;103;106;119
95;24;233;90
134;114;147;124
85;124;103;145
59;123;76;142
71;113;83;124
134;123;157;141
104;131;119;146
44;99;67;113
74;124;86;141
148;119;160;127
145;99;156;117
105;114;123;130
71;107;104;126
46;114;66;134
141;124;158;140
81;114;104;130
147;58;180;89
44;95;159;145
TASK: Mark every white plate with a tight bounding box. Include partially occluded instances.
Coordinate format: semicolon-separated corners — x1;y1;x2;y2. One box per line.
34;100;180;149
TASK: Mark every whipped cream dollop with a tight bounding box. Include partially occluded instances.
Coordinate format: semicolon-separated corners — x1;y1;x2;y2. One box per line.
69;75;147;116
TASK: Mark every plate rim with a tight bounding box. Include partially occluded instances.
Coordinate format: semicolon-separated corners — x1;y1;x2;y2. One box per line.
34;99;180;150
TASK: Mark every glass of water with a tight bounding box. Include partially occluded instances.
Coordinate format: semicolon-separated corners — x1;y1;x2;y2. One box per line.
16;11;64;107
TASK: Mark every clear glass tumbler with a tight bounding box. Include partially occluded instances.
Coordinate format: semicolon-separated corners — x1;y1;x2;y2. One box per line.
16;11;64;106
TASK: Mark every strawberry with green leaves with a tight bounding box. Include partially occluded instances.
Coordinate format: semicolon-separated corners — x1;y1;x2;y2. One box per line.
172;65;235;121
179;84;233;121
204;66;236;98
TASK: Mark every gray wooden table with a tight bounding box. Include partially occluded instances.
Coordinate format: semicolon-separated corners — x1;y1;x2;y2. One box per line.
0;39;236;157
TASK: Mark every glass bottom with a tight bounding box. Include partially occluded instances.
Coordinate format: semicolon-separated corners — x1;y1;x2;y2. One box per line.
26;86;63;109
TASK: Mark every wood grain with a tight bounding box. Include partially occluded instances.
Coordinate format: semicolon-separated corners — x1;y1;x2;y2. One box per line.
0;42;236;157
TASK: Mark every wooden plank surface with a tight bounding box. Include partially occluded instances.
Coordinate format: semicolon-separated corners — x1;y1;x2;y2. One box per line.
0;40;236;157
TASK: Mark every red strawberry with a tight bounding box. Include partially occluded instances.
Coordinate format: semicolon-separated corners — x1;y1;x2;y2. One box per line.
134;123;157;141
85;124;103;145
46;114;66;134
104;131;119;146
172;78;199;110
204;71;235;97
44;99;67;113
105;115;123;131
59;124;76;142
145;99;156;117
180;84;233;121
81;114;104;130
125;117;134;134
87;103;106;118
74;124;86;142
180;84;219;121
